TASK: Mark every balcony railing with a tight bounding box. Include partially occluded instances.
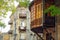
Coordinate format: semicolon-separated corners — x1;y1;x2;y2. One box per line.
8;30;13;34
44;15;55;28
19;14;26;18
19;26;26;32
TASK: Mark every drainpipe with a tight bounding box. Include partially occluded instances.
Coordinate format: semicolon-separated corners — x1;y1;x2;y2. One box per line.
36;33;44;40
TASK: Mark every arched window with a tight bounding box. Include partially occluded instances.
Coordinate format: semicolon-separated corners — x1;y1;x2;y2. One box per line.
20;20;25;29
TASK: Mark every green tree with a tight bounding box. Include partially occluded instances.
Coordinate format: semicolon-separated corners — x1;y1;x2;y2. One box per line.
0;21;6;28
0;0;16;17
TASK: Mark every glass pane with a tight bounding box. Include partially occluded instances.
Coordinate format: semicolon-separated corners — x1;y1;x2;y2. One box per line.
20;20;26;29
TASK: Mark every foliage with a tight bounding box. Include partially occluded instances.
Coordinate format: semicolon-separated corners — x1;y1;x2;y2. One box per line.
0;21;6;28
0;0;15;28
44;5;60;16
0;0;16;17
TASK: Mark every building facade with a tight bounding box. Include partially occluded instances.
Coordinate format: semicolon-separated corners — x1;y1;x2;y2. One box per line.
29;0;43;40
0;32;3;40
9;6;27;40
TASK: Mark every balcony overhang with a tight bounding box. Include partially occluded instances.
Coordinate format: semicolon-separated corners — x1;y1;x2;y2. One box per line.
8;30;13;34
43;23;55;28
31;26;43;33
19;14;26;19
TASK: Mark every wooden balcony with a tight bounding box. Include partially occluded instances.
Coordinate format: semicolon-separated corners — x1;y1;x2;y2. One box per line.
8;30;13;34
57;15;60;25
19;26;26;32
31;26;43;40
31;26;43;33
19;14;26;19
44;14;55;28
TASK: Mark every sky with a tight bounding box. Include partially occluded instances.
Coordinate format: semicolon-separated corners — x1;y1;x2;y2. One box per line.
0;0;33;33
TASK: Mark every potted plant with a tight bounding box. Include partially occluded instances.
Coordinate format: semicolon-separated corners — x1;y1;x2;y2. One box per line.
44;5;60;16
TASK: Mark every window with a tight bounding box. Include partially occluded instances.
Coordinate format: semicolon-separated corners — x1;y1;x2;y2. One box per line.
20;33;26;40
20;20;25;29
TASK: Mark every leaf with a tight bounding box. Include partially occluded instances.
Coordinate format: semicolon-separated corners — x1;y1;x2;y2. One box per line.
12;7;16;14
19;0;30;7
